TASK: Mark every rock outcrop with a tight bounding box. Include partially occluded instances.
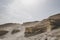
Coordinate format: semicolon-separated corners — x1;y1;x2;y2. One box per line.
22;13;60;37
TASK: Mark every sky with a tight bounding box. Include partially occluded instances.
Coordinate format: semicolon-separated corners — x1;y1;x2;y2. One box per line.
0;0;60;24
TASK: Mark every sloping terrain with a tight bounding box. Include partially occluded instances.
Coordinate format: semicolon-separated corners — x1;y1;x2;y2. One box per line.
22;13;60;37
0;13;60;40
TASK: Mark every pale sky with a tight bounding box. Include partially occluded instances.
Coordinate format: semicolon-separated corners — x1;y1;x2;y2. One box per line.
0;0;60;24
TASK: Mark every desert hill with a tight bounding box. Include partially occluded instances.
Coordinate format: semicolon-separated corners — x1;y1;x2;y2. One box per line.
0;13;60;40
22;13;60;37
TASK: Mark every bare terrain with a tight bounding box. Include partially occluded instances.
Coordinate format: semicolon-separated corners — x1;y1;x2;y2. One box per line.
0;13;60;40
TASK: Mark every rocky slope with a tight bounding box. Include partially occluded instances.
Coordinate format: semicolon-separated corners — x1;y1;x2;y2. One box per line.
22;13;60;37
0;13;60;40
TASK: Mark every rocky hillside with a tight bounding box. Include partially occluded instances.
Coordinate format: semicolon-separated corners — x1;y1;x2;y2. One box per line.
0;13;60;40
22;13;60;37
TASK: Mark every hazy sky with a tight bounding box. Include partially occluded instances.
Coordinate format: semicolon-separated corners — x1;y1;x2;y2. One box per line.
0;0;60;24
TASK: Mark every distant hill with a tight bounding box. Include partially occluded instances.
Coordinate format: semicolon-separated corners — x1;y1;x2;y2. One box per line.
0;23;20;28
